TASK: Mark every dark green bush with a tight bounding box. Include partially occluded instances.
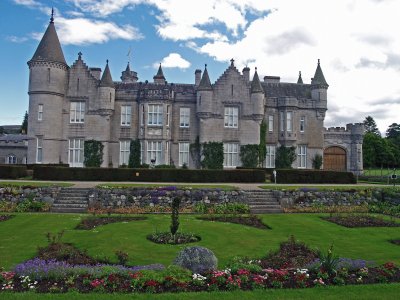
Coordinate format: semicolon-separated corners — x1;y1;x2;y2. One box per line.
268;169;356;184
33;166;265;182
0;165;28;179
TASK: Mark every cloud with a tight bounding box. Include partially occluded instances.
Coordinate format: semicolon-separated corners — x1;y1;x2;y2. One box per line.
154;53;191;69
13;0;41;8
6;35;29;43
265;29;315;55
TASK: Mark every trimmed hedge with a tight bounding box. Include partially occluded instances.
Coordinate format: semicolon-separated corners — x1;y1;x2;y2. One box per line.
271;169;356;184
32;166;266;183
0;165;28;179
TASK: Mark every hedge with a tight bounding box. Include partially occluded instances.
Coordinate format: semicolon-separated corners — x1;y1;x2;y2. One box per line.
32;166;266;183
270;169;356;184
0;165;28;179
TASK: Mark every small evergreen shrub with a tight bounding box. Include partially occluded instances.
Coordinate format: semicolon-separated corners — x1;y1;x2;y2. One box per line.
84;140;104;167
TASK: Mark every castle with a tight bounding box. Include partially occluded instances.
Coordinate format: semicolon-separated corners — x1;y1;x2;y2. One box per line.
26;14;364;174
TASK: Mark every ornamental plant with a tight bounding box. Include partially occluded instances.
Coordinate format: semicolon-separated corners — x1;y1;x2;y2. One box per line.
128;139;141;168
84;140;104;167
170;197;181;236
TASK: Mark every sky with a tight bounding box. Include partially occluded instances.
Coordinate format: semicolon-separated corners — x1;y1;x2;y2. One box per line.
1;0;399;135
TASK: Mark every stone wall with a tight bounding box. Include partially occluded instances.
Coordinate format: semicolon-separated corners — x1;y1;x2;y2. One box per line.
0;186;61;205
88;188;246;209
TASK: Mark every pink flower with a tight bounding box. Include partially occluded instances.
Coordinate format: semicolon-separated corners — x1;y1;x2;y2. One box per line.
1;272;15;281
90;279;104;288
237;269;250;276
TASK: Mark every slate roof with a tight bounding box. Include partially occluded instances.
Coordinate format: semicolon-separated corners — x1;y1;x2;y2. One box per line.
250;70;263;93
311;59;328;86
0;135;28;142
99;61;114;87
198;66;212;90
297;71;303;84
262;82;312;98
30;19;66;65
153;64;165;79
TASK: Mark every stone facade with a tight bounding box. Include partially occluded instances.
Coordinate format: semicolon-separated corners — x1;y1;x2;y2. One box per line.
26;16;364;173
0;135;28;164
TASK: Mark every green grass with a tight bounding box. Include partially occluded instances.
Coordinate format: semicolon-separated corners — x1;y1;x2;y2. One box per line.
96;183;237;190
363;168;397;177
1;284;400;299
0;181;74;187
1;213;400;270
258;184;391;190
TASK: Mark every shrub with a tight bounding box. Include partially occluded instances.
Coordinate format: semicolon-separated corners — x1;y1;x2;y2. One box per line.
312;154;323;169
240;145;259;168
173;246;218;274
275;146;296;168
84;140;104;167
268;169;356;184
128;139;141;168
201;142;224;169
115;250;129;266
0;165;27;179
170;197;181;235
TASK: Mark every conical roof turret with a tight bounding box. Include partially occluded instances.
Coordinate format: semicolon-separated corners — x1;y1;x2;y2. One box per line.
99;60;114;87
153;64;165;80
198;64;212;90
251;68;263;93
297;71;303;84
311;59;328;87
30;9;66;65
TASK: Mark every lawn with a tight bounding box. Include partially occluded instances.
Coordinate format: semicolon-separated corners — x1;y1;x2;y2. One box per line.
96;183;237;190
1;284;400;299
0;181;74;188
259;184;397;190
1;213;399;270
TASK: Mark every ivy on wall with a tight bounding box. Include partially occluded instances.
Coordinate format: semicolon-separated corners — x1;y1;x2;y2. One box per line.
258;119;267;167
201;142;224;169
275;145;296;169
240;144;259;168
128;139;141;168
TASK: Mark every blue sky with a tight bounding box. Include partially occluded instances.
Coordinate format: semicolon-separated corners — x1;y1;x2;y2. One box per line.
1;0;400;134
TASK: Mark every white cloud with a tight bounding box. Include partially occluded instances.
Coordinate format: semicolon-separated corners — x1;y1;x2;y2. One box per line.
6;35;29;43
154;53;191;69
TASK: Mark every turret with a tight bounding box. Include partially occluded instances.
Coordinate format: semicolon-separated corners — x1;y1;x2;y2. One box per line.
311;59;328;102
297;71;303;84
196;64;213;115
153;64;166;84
250;67;264;119
120;62;138;83
27;9;68;164
98;60;115;110
242;66;250;82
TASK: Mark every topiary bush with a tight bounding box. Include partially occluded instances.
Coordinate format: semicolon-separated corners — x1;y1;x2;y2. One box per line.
173;246;218;274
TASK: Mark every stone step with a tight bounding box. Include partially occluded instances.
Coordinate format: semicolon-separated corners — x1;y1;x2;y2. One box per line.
248;201;280;205
52;203;88;208
57;196;88;200
249;204;282;208
51;207;87;213
247;196;277;200
55;199;88;204
58;192;88;197
250;208;283;214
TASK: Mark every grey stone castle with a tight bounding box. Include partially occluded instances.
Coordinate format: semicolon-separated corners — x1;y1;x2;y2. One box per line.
26;15;364;174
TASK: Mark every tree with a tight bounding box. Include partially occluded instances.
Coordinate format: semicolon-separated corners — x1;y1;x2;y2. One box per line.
84;140;104;167
21;111;28;134
386;123;400;139
363;116;380;136
312;154;323;169
240;144;259;168
128;139;141;168
170;197;181;236
362;132;378;168
0;126;4;135
201;142;224;169
275;145;296;168
258;120;267;167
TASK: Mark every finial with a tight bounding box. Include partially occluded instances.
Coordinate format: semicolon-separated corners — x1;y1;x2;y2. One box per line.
50;7;54;23
106;59;109;64
318;58;320;65
255;67;258;72
205;63;207;68
299;71;301;76
78;52;82;60
230;58;234;66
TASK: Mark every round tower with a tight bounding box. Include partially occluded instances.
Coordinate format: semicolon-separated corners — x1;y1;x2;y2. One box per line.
98;60;115;111
311;59;329;103
250;68;265;120
196;64;213;115
27;9;68;164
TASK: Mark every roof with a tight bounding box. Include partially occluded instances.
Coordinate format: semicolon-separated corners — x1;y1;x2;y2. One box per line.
99;61;114;87
262;82;312;98
297;71;303;84
153;64;165;79
30;19;66;65
251;69;263;93
0;134;28;142
198;65;212;90
311;59;328;86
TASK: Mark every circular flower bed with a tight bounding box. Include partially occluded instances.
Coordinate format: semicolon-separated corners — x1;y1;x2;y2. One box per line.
322;215;400;228
147;232;201;244
0;215;14;222
390;239;400;245
196;214;270;229
75;216;147;230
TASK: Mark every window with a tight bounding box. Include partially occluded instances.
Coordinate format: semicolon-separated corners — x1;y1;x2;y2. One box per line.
286;112;292;132
147;141;162;165
68;138;84;167
280;111;284;132
148;104;163;126
140;141;144;164
180;107;190;128
70;102;85;123
6;155;17;164
141;105;145;126
166;105;170;126
179;142;189;167
223;143;239;167
298;145;307;168
119;140;130;166
224;107;238;128
268;115;274;132
47;68;50;83
36;137;43;163
300;116;305;132
121;105;131;126
38;104;43;121
265;145;276;168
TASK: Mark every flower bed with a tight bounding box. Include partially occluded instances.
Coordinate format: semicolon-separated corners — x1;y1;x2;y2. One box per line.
390;239;400;245
0;215;14;222
322;215;400;228
196;215;270;230
146;232;201;245
1;260;400;293
75;216;147;230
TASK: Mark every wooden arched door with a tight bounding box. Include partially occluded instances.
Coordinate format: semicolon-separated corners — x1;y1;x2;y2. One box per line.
323;146;346;171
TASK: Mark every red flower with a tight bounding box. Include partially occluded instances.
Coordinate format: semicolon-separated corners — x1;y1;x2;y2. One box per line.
90;279;104;288
145;280;159;287
237;269;250;276
383;262;396;270
1;272;15;281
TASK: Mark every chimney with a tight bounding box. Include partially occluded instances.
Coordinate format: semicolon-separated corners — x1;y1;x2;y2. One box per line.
264;76;280;83
89;68;102;80
195;69;202;86
242;66;250;82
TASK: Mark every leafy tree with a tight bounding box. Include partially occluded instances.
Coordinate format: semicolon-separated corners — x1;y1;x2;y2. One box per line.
128;139;141;168
312;154;323;169
240;144;259;168
0;126;4;135
363;116;380;136
201;141;224;169
386;123;400;139
362;132;378;168
190;136;201;169
363;132;398;168
258;120;267;167
84;140;104;167
21;111;28;134
275;145;296;168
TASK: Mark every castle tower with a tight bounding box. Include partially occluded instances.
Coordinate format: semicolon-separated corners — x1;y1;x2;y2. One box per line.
27;9;68;164
196;64;213;116
98;60;115;110
120;62;138;83
297;71;303;84
153;64;166;84
311;59;328;102
250;68;264;120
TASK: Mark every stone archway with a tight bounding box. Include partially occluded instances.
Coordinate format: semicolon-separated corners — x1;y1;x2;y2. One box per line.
323;146;346;171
